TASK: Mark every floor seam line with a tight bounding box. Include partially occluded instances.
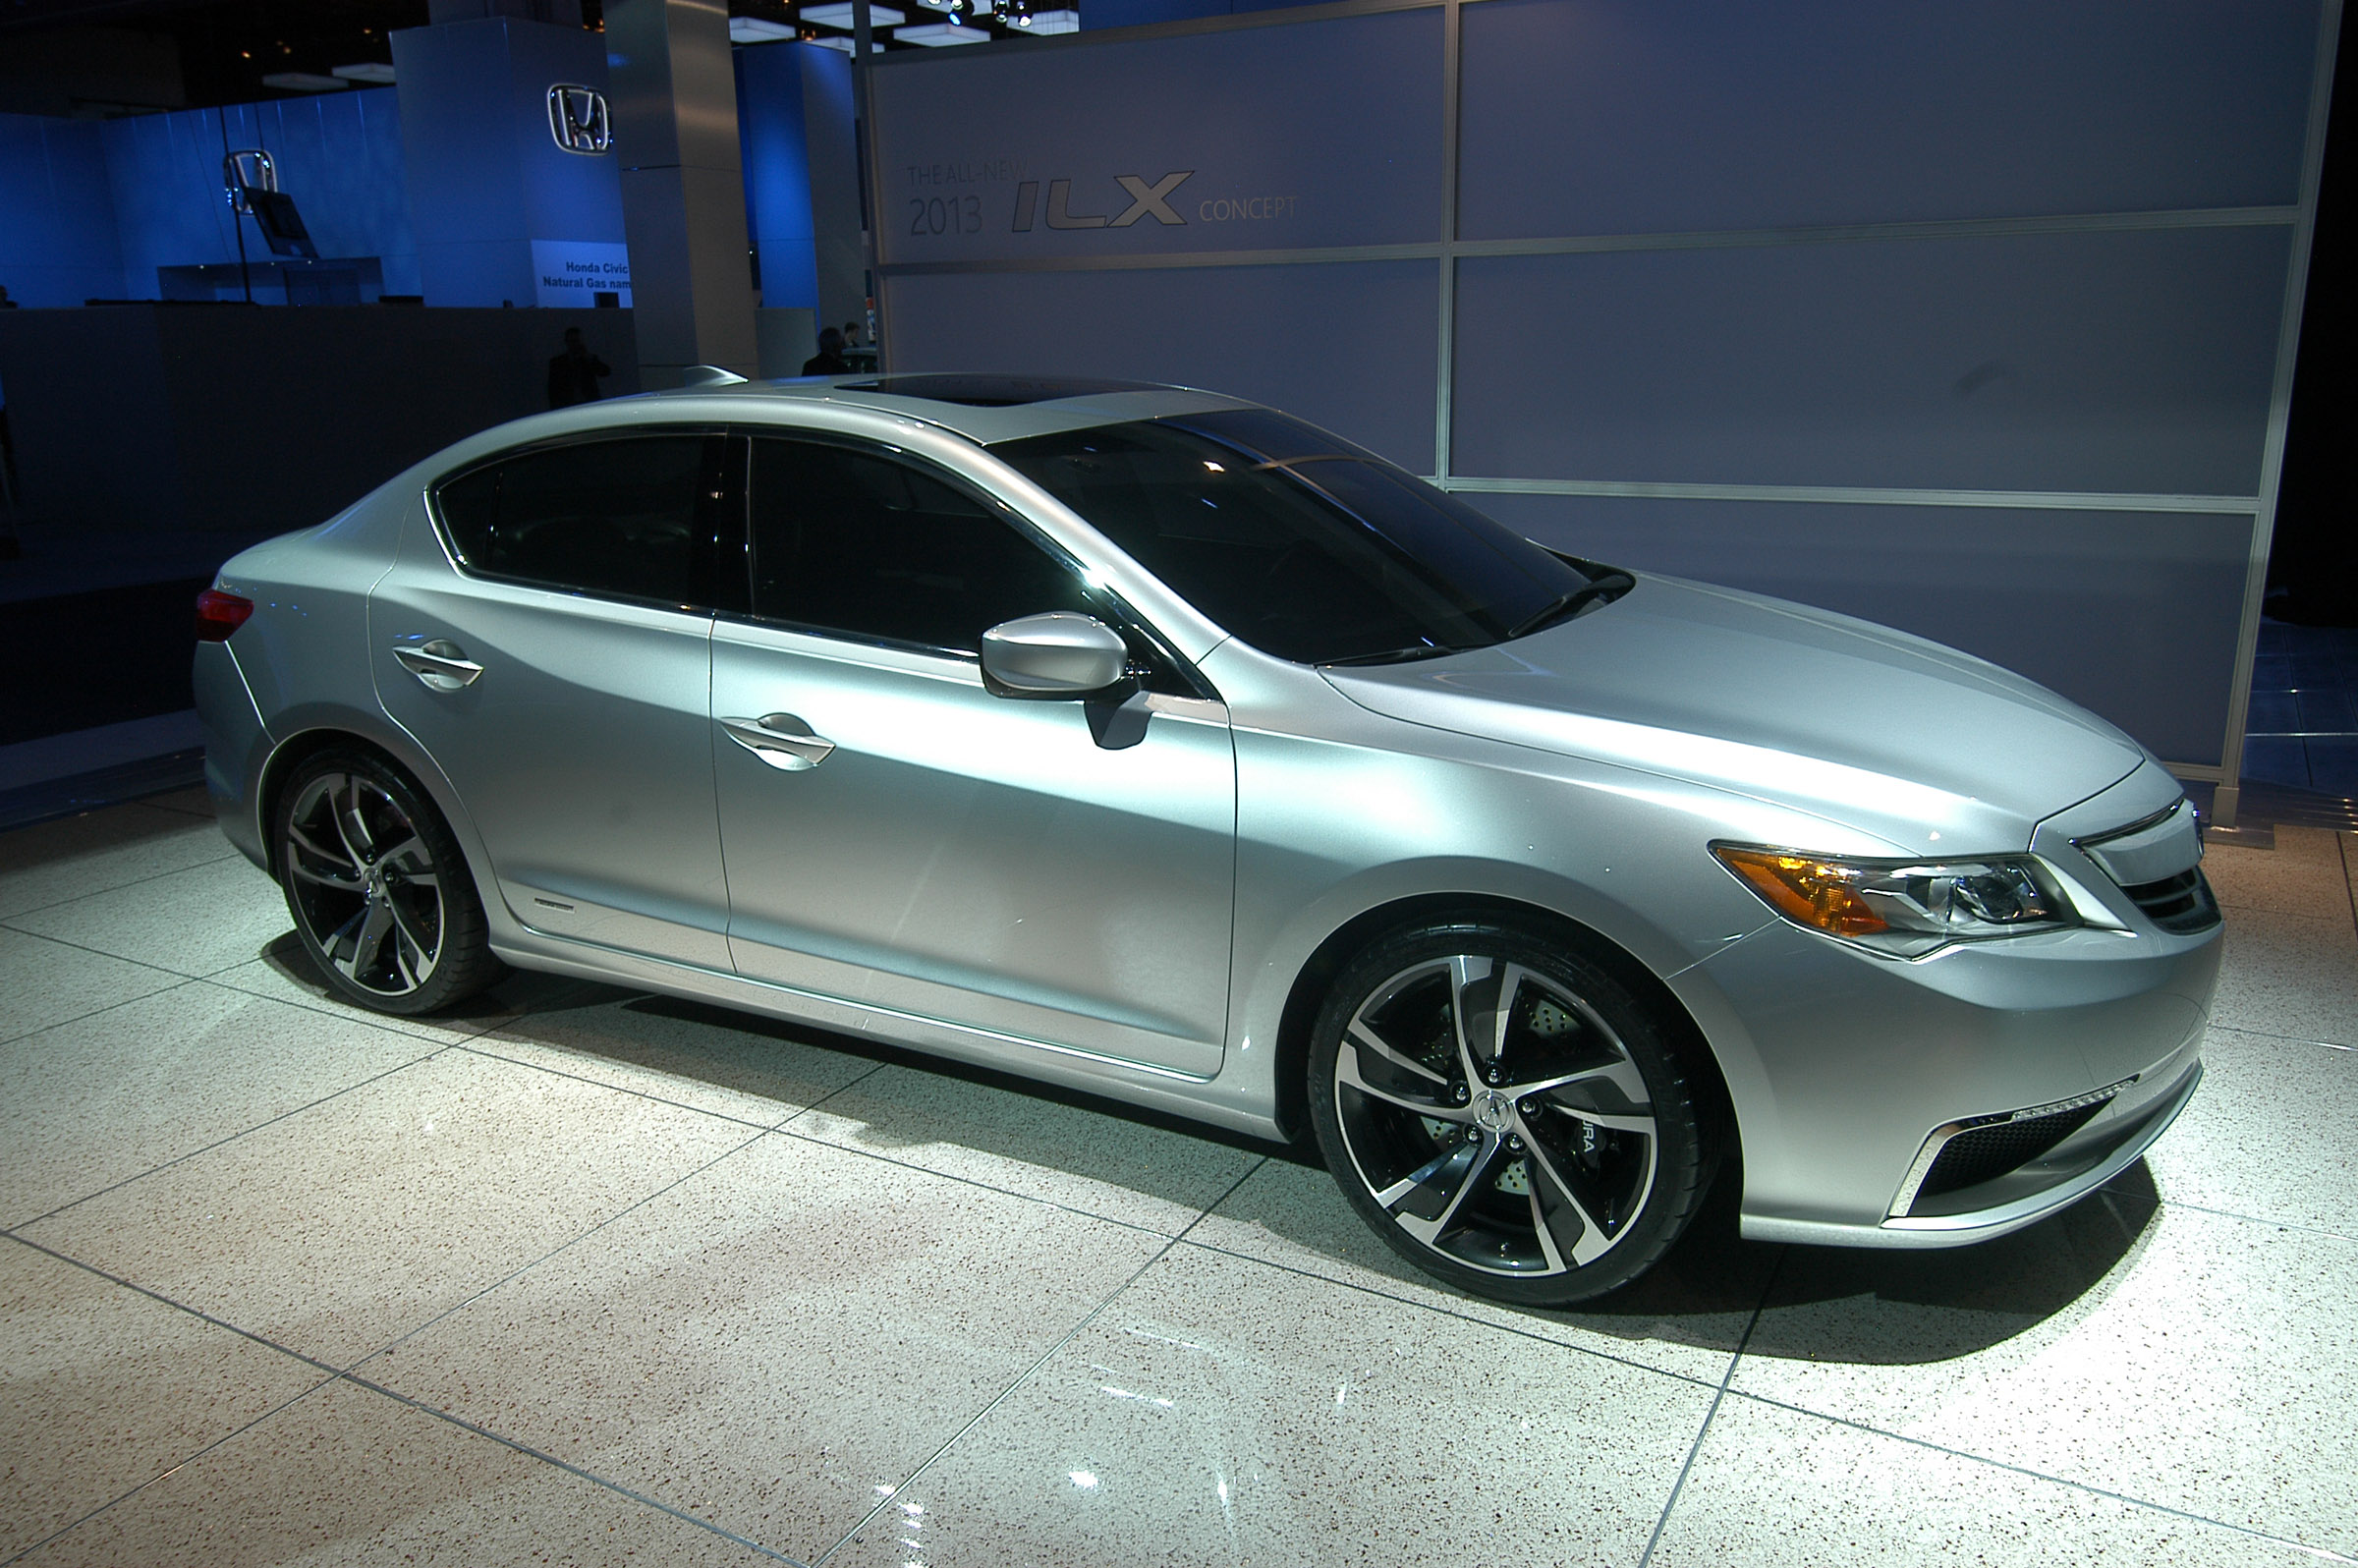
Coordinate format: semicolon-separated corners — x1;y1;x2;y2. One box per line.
2096;1186;2358;1244
769;1057;895;1128
0;920;227;984
7;1041;453;1231
1171;1234;1731;1391
0;971;197;1051
0;1230;349;1376
328;1372;806;1564
763;1121;1198;1241
1634;1245;1782;1568
342;1127;772;1375
0;847;246;920
811;1158;1268;1566
2206;1021;2356;1052
0;1369;347;1568
1715;1386;2358;1563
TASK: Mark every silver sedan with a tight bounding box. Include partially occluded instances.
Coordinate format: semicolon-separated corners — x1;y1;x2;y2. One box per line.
194;374;2220;1305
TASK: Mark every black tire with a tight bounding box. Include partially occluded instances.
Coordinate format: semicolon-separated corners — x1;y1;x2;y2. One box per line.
1307;919;1710;1307
273;749;503;1016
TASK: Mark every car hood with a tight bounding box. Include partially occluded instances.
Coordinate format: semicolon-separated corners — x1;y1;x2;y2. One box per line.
1319;574;2147;857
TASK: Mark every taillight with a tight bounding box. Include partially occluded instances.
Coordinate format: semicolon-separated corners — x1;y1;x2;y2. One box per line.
196;588;254;643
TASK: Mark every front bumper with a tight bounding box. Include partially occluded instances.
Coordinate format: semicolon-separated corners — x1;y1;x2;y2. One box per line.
1680;913;2221;1249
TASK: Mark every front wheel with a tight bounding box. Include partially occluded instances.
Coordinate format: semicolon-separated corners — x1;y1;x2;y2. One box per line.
1307;921;1710;1306
274;749;501;1016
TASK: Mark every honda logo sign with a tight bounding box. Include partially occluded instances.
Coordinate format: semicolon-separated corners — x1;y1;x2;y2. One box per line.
546;85;612;155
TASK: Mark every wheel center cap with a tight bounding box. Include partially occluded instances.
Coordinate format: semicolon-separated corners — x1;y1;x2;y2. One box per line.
1473;1090;1514;1133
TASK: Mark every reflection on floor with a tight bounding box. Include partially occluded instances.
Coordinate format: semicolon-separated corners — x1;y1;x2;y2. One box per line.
2245;618;2358;804
3;791;2355;1565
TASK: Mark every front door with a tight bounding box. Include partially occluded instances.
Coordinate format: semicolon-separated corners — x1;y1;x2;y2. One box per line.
372;430;738;968
711;434;1236;1078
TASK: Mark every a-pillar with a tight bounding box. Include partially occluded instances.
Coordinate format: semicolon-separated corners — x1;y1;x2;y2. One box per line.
605;0;758;384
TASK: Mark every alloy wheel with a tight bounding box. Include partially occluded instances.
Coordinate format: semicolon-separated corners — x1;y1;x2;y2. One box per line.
1330;953;1661;1278
281;771;447;998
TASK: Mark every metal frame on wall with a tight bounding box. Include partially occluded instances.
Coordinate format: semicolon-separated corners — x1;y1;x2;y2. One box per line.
861;0;2342;826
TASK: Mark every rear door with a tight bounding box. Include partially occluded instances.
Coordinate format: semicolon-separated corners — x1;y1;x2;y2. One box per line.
372;430;741;968
710;433;1237;1078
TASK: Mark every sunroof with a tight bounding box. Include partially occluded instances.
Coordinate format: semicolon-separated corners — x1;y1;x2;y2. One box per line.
836;374;1168;407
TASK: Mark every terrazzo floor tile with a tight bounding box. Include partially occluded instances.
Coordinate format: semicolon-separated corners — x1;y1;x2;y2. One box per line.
1649;1395;2311;1567
8;854;292;979
2201;829;2354;917
210;930;623;1046
0;982;441;1228
365;1132;1166;1561
0;1238;328;1562
2206;908;2358;1047
469;990;883;1126
0;804;239;921
19;1049;758;1369
0;926;185;1046
1732;1194;2358;1555
825;1243;1714;1568
786;1061;1268;1234
1184;1153;1776;1382
15;1376;775;1567
2126;1025;2358;1237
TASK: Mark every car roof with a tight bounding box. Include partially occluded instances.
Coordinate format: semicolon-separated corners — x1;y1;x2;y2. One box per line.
634;371;1261;445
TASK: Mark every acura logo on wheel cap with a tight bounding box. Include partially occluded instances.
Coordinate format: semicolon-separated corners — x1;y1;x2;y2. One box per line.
1474;1091;1515;1133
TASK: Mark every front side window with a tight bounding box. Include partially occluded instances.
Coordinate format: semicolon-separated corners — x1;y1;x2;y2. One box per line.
992;411;1600;664
747;436;1092;654
434;433;734;610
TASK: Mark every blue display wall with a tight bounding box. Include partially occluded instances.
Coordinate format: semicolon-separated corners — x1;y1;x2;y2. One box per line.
0;92;416;308
0;28;843;313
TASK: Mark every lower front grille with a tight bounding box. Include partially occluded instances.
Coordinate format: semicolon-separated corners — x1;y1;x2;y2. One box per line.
2120;867;2220;934
1913;1100;2109;1203
1892;1078;2134;1217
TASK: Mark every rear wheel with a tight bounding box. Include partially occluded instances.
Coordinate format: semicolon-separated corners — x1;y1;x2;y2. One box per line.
1307;921;1709;1306
274;750;501;1016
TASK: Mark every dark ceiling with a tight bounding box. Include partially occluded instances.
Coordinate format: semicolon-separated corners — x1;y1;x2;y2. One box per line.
0;0;1032;115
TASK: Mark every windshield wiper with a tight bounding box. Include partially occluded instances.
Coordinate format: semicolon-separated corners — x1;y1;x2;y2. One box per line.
1507;570;1637;639
1320;642;1470;667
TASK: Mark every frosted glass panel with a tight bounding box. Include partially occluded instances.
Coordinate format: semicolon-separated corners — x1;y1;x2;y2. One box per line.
883;260;1440;472
1468;490;2250;766
1450;226;2288;496
1458;0;2319;240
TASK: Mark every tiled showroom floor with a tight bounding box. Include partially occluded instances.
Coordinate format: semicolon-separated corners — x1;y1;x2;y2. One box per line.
3;788;2355;1566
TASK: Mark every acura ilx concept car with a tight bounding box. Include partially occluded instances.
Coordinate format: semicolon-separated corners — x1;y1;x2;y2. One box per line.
194;373;2220;1305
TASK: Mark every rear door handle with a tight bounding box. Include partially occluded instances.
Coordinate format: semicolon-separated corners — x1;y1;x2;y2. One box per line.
721;712;836;771
392;641;484;691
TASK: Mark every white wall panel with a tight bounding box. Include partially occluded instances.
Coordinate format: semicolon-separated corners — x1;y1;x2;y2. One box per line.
1450;226;2290;495
1457;0;2319;240
1469;491;2251;767
882;260;1439;469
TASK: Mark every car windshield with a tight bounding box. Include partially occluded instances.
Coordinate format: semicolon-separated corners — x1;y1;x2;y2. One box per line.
991;410;1601;664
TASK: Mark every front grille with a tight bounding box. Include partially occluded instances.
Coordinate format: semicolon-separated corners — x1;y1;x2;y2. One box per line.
2120;867;2220;934
1912;1098;2111;1204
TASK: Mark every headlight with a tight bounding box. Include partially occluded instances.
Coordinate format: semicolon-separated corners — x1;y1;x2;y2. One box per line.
1712;844;2072;956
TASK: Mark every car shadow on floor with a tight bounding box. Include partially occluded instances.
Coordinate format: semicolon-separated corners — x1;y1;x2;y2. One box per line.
255;938;2162;1368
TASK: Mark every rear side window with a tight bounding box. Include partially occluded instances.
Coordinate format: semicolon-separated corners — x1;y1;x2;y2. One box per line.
435;434;737;610
747;436;1091;654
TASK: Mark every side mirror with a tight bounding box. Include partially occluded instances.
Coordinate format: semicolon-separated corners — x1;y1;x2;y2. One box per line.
981;612;1131;699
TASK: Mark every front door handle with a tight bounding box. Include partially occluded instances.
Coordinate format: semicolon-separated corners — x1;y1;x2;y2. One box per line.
393;641;484;691
721;712;836;772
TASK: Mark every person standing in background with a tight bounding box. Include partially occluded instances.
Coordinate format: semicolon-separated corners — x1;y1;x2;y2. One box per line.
546;327;611;409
